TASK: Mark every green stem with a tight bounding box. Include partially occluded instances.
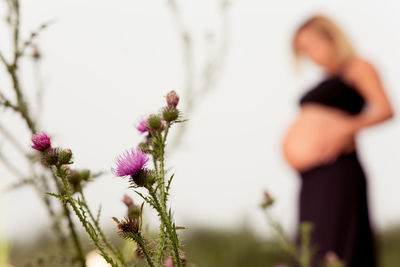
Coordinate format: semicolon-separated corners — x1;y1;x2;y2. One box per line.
41;174;67;248
149;188;181;267
55;166;117;267
156;225;167;266
79;189;126;265
126;233;155;267
63;203;86;267
50;173;86;266
265;212;299;261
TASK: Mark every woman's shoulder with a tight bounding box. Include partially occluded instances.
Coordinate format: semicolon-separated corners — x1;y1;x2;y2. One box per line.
342;56;379;85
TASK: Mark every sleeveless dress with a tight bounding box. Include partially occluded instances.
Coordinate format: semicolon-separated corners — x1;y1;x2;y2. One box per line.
295;75;377;267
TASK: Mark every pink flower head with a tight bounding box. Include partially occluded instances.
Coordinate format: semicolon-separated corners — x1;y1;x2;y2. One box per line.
163;257;173;267
31;132;51;151
111;147;149;177
136;118;148;133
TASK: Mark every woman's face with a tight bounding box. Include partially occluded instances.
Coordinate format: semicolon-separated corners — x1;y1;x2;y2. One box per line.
296;27;336;69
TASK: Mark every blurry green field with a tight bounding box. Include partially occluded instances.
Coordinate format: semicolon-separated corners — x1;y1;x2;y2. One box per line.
7;225;400;266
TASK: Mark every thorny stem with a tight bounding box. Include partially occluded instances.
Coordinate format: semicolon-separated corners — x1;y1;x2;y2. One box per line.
149;187;181;267
265;211;313;267
265;212;299;260
55;166;118;267
50;173;86;266
64;202;86;267
155;122;173;265
78;189;126;266
156;226;167;266
125;232;155;267
40;174;68;248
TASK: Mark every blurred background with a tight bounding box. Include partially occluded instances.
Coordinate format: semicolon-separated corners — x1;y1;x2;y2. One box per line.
0;0;399;266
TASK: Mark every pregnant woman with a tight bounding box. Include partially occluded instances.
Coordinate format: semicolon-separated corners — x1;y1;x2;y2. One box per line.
282;15;394;266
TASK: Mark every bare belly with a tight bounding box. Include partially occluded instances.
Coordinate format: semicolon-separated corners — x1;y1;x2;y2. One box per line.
282;104;356;172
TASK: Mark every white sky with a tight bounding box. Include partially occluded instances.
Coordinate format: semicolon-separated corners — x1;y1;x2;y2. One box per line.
1;0;399;241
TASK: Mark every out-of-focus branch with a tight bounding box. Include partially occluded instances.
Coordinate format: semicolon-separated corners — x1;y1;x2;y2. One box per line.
166;0;232;150
0;147;26;180
18;20;56;58
1;0;68;250
0;51;9;66
0;123;26;155
0;91;19;112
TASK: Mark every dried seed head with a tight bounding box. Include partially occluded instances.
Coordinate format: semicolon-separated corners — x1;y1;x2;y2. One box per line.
116;216;140;237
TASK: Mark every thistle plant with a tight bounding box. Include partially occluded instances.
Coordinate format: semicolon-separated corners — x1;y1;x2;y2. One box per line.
111;90;187;267
29;91;187;267
261;191;345;267
30;132;124;267
260;190;315;267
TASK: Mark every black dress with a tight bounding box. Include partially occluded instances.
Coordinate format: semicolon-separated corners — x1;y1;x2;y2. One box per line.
295;75;377;267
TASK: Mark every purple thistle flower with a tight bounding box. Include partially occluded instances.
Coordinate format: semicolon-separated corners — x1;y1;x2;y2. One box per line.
136;119;148;133
111;147;149;177
31;132;51;152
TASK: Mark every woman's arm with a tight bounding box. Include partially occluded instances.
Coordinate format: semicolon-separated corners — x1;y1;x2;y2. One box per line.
345;58;394;132
317;58;394;164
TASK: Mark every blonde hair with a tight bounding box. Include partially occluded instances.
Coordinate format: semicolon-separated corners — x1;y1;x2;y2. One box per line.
292;15;355;70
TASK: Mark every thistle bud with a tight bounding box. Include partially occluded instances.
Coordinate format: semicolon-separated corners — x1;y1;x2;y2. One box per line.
166;90;179;108
148;115;162;130
122;194;134;207
41;147;61;166
67;169;90;193
128;204;141;219
122;195;141;219
58;148;73;165
260;190;274;209
162;106;180;122
130;169;153;188
79;169;90;181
